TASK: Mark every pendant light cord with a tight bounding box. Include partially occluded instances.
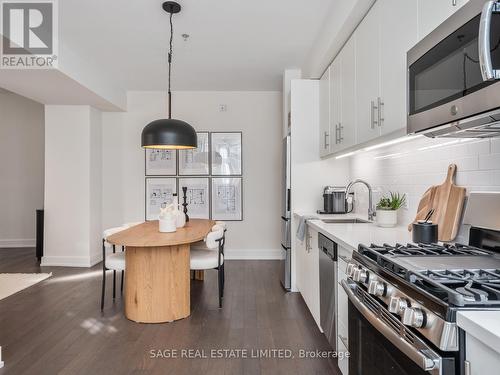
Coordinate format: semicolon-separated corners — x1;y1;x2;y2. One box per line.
168;12;173;119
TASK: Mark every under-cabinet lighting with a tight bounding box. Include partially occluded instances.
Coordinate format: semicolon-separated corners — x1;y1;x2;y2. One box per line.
363;135;422;152
335;151;357;159
417;138;472;151
373;152;405;160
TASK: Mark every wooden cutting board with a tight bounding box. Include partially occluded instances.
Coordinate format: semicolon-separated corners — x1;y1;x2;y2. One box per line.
408;164;466;242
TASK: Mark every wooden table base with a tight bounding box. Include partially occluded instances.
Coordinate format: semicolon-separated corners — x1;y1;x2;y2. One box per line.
124;245;190;323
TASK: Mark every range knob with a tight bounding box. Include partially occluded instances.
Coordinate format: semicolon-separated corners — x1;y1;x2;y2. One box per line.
388;297;408;314
352;268;369;283
402;307;426;328
346;263;356;277
368;280;386;297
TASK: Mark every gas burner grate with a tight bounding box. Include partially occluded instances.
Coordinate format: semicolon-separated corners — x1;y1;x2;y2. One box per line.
368;242;491;257
409;268;500;306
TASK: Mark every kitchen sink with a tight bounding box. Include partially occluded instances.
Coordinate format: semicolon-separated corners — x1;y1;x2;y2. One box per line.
321;218;372;224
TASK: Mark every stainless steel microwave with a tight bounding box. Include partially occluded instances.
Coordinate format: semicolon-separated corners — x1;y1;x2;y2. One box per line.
407;0;500;138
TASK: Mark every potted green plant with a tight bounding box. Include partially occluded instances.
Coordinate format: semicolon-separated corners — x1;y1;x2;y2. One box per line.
375;192;406;228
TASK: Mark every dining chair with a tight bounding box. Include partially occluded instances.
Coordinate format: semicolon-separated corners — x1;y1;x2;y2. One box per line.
101;226;127;310
190;225;226;308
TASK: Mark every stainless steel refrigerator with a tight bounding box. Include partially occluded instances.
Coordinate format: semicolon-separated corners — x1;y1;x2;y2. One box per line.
280;135;291;290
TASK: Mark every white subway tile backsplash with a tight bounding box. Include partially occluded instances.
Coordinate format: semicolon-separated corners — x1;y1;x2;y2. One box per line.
479;153;500;170
349;137;500;236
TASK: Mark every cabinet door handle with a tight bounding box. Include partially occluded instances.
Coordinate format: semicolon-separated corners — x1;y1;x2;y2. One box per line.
371;100;378;129
338;123;344;143
324;131;330;149
377;97;384;127
452;0;457;6
339;254;350;263
339;334;348;349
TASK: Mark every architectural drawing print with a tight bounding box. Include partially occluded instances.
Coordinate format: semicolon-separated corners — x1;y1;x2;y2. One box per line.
211;177;242;221
145;178;177;220
145;149;177;175
178;178;210;219
179;132;209;175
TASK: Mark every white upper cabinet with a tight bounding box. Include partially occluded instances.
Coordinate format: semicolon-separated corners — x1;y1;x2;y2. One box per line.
319;68;331;157
330;57;342;154
379;0;418;136
355;1;381;144
339;36;356;151
418;0;469;40
317;0;470;157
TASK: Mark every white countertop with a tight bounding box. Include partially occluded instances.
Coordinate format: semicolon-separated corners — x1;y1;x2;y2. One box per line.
457;311;500;354
293;211;413;251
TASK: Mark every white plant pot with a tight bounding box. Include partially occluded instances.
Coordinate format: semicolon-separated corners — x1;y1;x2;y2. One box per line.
376;209;398;228
159;218;177;233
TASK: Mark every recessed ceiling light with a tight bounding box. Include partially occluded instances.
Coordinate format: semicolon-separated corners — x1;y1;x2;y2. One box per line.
182;33;190;41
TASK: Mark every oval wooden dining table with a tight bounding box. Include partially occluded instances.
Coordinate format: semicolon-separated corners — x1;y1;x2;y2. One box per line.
106;219;214;323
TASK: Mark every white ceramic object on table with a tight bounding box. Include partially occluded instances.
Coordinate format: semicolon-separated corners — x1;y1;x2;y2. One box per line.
159;217;177;233
376;209;398;228
175;205;186;228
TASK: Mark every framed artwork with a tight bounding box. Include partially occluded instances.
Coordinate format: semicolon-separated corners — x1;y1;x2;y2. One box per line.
179;132;209;175
145;178;177;220
211;177;242;221
211;132;242;176
178;177;210;219
145;149;177;176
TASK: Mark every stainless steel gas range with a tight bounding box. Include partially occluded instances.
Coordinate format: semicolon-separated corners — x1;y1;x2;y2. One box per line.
342;228;500;375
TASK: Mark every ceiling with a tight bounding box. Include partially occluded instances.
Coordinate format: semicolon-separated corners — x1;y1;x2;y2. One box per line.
60;0;333;91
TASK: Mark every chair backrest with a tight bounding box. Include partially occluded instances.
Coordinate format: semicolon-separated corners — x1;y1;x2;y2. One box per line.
205;229;224;250
103;226;127;248
215;221;227;229
123;221;144;228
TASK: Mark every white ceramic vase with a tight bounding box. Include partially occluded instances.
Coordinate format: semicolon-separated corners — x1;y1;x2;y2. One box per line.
159;217;177;233
376;209;398;228
175;205;186;228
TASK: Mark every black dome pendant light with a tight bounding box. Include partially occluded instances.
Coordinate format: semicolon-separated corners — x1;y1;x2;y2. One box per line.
141;1;197;150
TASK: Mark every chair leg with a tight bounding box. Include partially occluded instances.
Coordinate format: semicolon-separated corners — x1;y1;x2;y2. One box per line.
113;270;116;299
121;270;124;294
218;267;223;308
101;269;106;311
221;264;225;297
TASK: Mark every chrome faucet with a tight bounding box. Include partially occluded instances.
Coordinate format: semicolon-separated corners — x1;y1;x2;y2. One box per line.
345;179;375;221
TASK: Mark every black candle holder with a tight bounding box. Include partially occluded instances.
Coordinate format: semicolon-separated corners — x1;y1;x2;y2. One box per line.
182;186;189;222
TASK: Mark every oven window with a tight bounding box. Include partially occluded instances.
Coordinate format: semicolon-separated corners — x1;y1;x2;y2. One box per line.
409;13;500;115
348;301;430;375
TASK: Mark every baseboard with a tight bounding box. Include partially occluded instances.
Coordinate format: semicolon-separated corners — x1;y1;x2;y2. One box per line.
41;255;96;268
0;238;36;248
224;248;284;260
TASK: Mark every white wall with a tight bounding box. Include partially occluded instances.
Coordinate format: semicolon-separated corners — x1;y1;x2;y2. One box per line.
349;136;500;243
0;90;44;248
43;105;102;266
102;91;283;259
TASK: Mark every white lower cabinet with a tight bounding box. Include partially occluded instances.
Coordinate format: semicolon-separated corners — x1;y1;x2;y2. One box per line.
337;245;352;375
466;333;500;374
296;226;321;330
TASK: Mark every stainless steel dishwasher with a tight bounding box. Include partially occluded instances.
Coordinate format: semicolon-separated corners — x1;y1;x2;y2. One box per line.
318;232;337;350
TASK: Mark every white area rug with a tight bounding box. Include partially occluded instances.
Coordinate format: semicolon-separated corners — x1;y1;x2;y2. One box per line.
0;273;52;300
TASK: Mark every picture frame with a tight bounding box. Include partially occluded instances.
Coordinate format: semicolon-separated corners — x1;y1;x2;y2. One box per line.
145;149;177;176
178;177;210;219
211;177;242;221
179;132;210;175
145;177;177;221
210;132;242;176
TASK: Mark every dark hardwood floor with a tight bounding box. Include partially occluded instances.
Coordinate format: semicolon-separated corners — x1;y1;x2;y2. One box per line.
0;248;339;375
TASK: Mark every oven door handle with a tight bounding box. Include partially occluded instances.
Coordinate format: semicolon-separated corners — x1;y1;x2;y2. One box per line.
479;1;500;81
341;280;441;374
